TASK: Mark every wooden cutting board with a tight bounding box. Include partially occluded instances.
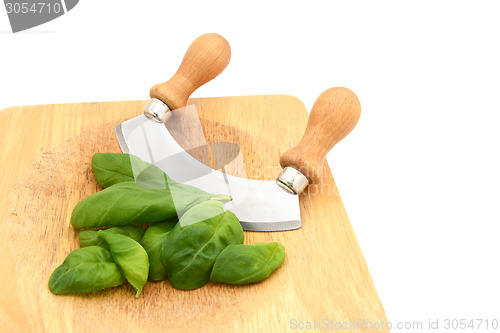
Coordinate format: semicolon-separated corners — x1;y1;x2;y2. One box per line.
0;95;388;332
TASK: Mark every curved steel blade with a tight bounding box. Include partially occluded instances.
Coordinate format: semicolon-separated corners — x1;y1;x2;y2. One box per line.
115;115;301;231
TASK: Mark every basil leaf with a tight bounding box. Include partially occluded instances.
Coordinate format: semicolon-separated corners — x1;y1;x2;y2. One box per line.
98;230;149;298
140;219;177;281
79;225;145;249
48;246;125;294
162;209;244;290
210;242;286;285
92;153;167;189
71;181;222;229
179;200;225;227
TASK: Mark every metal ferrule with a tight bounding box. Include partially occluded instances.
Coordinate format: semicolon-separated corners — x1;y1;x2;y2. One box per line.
144;98;171;123
276;167;309;195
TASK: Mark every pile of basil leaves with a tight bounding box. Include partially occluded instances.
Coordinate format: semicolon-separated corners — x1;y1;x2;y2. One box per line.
48;153;285;297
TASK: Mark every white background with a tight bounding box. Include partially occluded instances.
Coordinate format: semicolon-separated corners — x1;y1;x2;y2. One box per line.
1;1;499;331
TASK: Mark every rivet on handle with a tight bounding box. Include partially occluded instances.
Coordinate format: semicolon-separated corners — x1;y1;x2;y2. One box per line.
277;87;361;195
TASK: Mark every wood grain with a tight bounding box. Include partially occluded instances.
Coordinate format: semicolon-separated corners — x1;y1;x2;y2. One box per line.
0;95;388;332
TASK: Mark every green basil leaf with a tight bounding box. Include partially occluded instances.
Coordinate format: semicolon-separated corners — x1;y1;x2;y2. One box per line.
92;153;167;189
48;246;125;294
210;242;286;285
140;219;177;281
162;209;244;290
98;230;149;298
71;181;221;229
78;225;146;249
179;200;225;227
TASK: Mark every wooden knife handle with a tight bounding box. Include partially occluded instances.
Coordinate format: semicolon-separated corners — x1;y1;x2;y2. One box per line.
149;33;231;110
279;87;361;184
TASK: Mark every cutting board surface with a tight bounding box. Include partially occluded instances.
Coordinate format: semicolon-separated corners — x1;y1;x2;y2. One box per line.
0;96;387;332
